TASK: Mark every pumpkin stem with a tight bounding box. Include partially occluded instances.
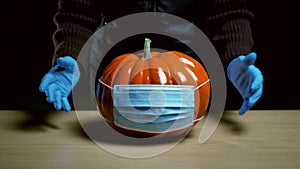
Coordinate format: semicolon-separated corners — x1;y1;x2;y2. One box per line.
142;38;152;60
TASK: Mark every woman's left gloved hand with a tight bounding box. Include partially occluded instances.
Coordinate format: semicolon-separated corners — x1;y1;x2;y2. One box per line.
227;52;264;115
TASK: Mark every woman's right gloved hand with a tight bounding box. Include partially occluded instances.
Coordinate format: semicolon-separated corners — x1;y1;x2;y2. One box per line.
39;56;80;112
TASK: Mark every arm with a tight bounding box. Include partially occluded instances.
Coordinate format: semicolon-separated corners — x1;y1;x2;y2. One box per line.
52;0;101;65
40;0;101;112
202;0;263;115
203;0;254;66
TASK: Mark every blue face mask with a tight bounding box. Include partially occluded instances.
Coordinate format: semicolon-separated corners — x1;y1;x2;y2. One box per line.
112;85;195;133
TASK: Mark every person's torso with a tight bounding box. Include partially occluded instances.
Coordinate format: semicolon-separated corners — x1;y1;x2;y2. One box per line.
96;0;202;23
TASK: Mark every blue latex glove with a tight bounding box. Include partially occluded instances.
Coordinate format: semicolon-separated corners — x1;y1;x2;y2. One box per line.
39;56;80;112
227;52;263;115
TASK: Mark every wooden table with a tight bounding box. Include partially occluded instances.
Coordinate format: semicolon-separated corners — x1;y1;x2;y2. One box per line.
0;110;299;169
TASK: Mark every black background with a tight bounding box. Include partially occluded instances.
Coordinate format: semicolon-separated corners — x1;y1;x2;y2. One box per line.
1;1;299;110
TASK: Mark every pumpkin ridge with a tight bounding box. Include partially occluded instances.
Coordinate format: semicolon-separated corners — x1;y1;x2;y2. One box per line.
130;59;150;84
161;52;196;86
101;54;132;85
112;56;139;85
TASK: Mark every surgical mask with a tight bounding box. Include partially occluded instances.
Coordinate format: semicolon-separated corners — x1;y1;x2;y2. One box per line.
98;80;210;133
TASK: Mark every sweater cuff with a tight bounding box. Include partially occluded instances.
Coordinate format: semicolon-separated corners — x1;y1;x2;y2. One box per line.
52;42;83;66
218;18;254;66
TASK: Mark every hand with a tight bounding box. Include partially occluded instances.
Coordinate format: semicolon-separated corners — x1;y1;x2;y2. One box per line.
227;52;263;115
39;56;80;112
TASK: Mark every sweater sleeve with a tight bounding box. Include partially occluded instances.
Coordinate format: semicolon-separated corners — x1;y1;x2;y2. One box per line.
52;0;100;65
201;0;254;66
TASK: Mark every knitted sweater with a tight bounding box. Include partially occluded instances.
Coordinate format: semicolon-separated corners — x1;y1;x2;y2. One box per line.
52;0;254;66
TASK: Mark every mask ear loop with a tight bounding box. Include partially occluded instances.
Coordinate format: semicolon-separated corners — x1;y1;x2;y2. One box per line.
98;79;113;89
194;79;210;91
96;79;114;122
99;79;210;90
193;79;210;123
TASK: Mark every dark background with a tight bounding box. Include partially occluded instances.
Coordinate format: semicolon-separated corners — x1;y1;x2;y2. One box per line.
1;1;299;111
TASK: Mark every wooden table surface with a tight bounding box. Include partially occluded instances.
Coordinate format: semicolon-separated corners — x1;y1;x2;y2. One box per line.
0;110;299;169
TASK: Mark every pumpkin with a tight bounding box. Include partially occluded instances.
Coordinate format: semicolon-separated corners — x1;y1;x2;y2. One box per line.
96;38;210;138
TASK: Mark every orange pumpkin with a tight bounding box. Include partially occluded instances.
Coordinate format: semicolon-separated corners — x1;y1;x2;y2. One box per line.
96;38;210;138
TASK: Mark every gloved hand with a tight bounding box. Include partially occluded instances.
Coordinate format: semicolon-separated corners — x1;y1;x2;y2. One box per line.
227;52;263;115
39;56;80;112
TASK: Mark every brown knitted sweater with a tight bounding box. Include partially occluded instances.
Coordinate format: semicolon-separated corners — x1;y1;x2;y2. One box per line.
52;0;254;66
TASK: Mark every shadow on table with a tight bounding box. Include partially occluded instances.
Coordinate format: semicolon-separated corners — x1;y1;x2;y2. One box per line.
73;120;192;145
220;111;247;135
14;110;60;132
